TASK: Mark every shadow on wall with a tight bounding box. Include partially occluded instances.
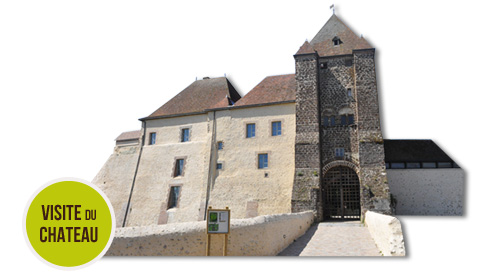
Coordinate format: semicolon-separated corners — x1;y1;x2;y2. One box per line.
277;224;319;256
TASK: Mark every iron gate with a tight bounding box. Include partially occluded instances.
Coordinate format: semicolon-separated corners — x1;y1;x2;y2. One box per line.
323;166;361;220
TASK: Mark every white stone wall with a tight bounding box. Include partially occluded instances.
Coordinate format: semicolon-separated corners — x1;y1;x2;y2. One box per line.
117;103;296;227
106;211;313;256
125;114;211;226
93;145;141;227
208;104;296;219
387;168;464;215
365;211;405;256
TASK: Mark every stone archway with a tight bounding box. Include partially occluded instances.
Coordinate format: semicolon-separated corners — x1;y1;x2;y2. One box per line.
322;166;361;220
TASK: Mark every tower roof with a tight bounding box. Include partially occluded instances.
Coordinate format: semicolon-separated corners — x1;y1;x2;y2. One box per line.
307;14;371;56
142;77;241;120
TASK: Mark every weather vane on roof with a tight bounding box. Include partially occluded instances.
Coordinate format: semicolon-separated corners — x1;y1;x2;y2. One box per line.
330;4;335;14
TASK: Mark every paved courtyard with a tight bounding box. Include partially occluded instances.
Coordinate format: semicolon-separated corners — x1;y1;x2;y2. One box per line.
278;221;381;256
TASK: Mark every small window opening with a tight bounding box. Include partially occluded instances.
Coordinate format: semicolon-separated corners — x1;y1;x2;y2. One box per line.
320;62;328;69
333;36;342;46
167;186;181;209
246;123;256;138
174;159;184;177
272;121;282;136
347;88;353;99
258;154;268;169
181;128;190;142
216;163;223;170
335;148;345;158
217;141;223;150
149;132;156;145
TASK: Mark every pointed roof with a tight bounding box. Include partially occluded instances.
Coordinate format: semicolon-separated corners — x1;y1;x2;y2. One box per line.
235;74;296;107
295;41;316;55
142;77;241;120
308;14;371;56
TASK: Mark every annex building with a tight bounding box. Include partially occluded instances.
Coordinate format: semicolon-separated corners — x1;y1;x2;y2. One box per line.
93;13;464;228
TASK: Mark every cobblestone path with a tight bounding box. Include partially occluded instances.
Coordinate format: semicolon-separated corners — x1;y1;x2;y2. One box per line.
278;221;381;256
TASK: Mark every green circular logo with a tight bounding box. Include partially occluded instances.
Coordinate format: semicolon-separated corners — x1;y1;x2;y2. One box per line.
24;178;115;269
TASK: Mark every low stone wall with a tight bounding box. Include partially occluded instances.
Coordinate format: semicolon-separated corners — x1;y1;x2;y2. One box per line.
387;168;464;215
106;211;314;256
365;211;405;256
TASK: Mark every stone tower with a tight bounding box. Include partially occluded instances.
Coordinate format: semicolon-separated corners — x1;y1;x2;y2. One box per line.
292;14;391;221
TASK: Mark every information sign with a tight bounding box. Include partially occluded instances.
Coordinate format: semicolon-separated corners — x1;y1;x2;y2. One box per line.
206;208;230;234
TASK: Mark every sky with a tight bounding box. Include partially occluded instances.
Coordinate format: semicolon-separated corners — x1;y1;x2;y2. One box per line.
1;0;499;276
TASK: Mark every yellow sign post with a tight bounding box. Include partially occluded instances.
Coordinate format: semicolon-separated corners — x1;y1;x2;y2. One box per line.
206;206;230;256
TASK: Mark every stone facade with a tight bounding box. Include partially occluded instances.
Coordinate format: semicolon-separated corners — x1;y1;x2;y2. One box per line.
291;17;392;221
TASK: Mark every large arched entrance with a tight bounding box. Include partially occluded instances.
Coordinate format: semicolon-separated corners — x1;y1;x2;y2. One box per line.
323;166;361;220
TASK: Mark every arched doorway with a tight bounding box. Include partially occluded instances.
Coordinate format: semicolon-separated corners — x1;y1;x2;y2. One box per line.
323;166;361;220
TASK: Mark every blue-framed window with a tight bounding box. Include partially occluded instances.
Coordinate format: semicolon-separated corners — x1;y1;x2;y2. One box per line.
323;116;329;126
181;128;189;142
258;154;268;169
348;114;355;125
330;117;335;126
174;159;184;177
216;163;222;170
341;115;347;125
149;132;156;145
167;186;180;209
335;148;345;158
246;123;255;138
217;141;223;150
272;121;281;136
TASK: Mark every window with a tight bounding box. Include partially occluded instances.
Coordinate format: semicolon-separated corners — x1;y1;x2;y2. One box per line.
246;123;255;138
174;159;185;177
407;162;421;169
216;163;222;170
341;114;355;125
333;36;342;46
347;88;353;99
422;162;437;168
272;121;282;136
167;186;181;209
149;132;156;145
438;162;452;168
391;162;405;169
323;116;329;126
320;62;328;69
330;116;335;126
348;114;355;125
335;148;345;158
181;128;190;142
258;154;268;169
217;141;223;150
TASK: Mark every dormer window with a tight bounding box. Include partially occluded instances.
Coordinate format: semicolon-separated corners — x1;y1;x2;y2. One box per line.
333;36;342;46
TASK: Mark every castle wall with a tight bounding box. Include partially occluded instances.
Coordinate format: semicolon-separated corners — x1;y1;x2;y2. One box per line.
387;169;464;215
93;145;141;227
125;114;211;226
292;53;322;217
318;55;358;165
106;211;314;256
208;104;296;219
353;49;391;215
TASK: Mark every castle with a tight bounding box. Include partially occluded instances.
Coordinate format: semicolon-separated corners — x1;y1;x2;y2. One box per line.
93;12;463;228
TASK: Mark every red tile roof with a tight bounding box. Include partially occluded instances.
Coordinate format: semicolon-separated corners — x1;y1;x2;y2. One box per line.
235;74;296;107
142;77;241;120
116;130;141;141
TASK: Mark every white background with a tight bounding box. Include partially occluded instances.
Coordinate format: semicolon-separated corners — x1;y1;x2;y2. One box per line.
1;0;498;275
